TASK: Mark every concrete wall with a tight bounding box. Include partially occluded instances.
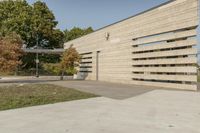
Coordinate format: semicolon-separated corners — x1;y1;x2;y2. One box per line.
64;0;199;91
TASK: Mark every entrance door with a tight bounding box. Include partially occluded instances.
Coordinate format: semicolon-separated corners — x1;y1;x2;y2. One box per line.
96;51;100;81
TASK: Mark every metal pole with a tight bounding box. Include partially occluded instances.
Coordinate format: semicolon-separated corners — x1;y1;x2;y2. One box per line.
36;35;39;77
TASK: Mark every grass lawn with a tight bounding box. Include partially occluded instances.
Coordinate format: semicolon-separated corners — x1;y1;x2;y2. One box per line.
0;84;98;111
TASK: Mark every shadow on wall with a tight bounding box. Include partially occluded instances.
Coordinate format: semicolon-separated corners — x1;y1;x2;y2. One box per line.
75;72;89;80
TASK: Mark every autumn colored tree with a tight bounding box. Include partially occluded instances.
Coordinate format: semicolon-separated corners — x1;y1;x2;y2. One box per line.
0;33;24;73
60;45;80;80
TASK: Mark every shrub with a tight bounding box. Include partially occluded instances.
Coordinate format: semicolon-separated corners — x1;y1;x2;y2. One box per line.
42;63;77;75
66;67;78;75
42;63;61;75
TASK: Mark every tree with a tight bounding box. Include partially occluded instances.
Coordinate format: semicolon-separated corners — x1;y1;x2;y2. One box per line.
0;0;64;69
63;27;93;42
31;1;64;48
0;0;63;48
0;33;24;73
60;45;80;80
0;0;32;39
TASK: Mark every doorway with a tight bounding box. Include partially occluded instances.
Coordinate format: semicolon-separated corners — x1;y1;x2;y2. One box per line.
96;51;100;81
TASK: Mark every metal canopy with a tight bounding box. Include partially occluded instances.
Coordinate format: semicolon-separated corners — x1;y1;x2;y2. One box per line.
22;48;65;54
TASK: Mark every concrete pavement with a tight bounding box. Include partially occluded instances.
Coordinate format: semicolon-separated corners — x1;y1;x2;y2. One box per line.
50;80;155;99
49;80;199;99
0;89;199;133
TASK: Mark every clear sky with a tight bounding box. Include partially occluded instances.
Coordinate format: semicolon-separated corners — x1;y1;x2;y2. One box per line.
27;0;173;30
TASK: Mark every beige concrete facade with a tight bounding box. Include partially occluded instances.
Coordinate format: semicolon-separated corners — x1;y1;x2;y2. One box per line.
64;0;199;91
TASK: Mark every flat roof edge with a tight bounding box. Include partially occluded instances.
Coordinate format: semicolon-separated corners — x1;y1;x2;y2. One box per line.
64;0;175;44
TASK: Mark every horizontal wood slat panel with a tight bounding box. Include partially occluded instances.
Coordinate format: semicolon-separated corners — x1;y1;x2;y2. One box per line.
132;57;196;65
80;54;93;58
81;58;92;63
132;39;197;52
132;48;197;59
133;29;196;45
79;68;92;71
79;64;92;67
132;74;197;82
132;66;197;73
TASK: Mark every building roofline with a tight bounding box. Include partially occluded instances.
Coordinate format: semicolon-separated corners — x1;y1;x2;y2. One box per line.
65;0;175;44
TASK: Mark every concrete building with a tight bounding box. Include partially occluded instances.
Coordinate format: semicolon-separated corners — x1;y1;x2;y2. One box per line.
64;0;199;91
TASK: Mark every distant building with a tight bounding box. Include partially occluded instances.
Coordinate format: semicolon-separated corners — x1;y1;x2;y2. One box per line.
64;0;199;91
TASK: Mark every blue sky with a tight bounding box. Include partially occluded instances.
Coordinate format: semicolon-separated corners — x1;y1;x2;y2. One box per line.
27;0;173;30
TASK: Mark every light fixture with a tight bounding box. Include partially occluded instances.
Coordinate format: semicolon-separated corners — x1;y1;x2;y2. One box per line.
105;32;110;40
